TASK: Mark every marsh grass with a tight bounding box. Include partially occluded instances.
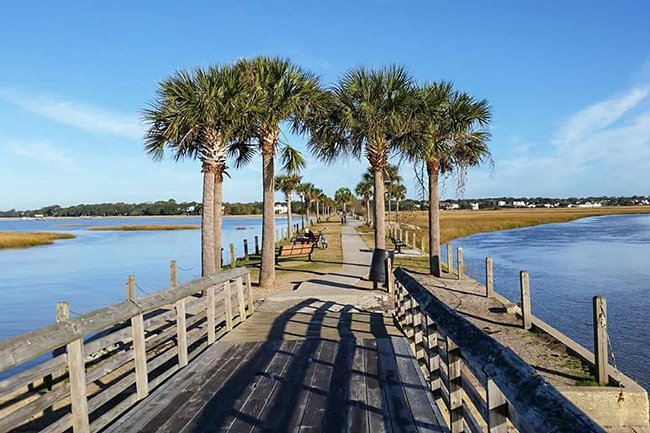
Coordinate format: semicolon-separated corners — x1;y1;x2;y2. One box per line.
89;224;200;231
398;206;650;244
0;232;76;249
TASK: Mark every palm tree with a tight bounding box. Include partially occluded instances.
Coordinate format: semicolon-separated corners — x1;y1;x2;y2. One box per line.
309;66;417;250
143;65;251;276
363;164;402;222
391;183;407;223
355;178;373;226
313;188;324;221
231;57;327;288
275;174;302;239
296;182;316;226
335;187;353;214
404;82;492;276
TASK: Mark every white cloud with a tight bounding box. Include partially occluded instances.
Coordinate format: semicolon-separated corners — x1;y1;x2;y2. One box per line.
5;141;75;171
464;83;650;198
0;88;141;139
554;85;649;147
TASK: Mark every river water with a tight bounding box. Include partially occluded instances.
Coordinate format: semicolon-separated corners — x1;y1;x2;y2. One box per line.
0;216;291;343
449;213;650;389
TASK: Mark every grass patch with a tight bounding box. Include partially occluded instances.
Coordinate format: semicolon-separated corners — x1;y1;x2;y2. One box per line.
228;219;344;282
397;206;650;244
89;224;200;231
0;232;76;249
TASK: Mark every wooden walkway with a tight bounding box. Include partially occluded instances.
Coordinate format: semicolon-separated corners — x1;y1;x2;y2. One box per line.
105;300;447;433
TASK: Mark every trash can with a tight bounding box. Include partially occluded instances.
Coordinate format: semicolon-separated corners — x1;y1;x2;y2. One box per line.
369;248;394;284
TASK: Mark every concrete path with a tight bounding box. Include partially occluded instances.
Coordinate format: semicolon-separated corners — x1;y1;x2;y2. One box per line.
256;218;390;313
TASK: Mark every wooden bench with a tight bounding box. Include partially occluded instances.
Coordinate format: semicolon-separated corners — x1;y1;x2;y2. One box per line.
291;233;321;247
275;243;315;264
390;236;407;254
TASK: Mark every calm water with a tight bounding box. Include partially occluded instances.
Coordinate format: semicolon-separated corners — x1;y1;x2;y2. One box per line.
0;216;288;342
449;214;650;389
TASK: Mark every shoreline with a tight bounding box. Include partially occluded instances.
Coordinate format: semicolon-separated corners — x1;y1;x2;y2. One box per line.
0;214;269;221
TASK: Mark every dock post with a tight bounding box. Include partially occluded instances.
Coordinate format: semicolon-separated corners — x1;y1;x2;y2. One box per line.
170;260;177;288
457;247;463;280
487;377;508;432
593;296;609;385
446;336;464;433
67;329;90;433
423;315;441;396
405;231;410;246
229;243;236;269
486;257;494;297
386;256;395;295
520;271;532;330
127;276;149;399
206;285;216;345
254;236;260;255
235;277;247;322
243;239;249;260
447;243;453;274
224;281;233;331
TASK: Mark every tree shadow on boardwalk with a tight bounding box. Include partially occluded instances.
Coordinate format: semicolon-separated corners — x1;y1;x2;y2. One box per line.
120;298;446;432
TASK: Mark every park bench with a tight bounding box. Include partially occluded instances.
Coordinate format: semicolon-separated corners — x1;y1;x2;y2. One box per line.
275;243;316;264
291;233;321;247
390;236;407;254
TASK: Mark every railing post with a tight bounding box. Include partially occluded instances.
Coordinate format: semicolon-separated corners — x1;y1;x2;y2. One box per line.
487;376;508;433
385;256;395;295
486;257;494;297
175;296;188;367
229;243;236;269
413;306;424;362
593;296;608;385
447;243;453;274
457;247;464;280
405;231;410;246
243;239;249;260
224;280;233;331
520;271;531;330
446;336;464;433
245;273;254;315
423;315;441;396
61;301;89;433
170;260;178;288
127;276;149;400
206;285;216;345
254;236;260;255
235;277;247;322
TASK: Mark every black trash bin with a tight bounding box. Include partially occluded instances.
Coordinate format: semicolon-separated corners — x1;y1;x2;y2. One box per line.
369;248;394;284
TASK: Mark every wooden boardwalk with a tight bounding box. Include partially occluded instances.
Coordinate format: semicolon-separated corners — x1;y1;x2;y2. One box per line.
105;298;447;433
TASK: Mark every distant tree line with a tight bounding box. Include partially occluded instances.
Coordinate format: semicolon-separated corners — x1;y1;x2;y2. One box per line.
0;199;313;218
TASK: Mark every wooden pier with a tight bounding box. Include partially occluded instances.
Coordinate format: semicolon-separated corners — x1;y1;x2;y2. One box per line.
0;221;611;433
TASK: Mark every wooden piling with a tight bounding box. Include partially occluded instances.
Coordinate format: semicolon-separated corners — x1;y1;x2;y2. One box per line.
447;336;463;433
243;239;249;260
486;257;494;298
176;297;188;367
206;285;216;344
224;281;233;331
447;243;453;274
520;271;531;330
67;336;89;433
254;236;260;255
170;260;177;288
229;243;236;269
386;256;395;295
457;247;463;280
235;277;247;322
593;296;608;385
126;277;149;400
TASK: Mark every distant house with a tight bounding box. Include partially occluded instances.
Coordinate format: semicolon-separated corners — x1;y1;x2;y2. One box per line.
497;200;507;207
274;203;288;214
34;214;45;220
577;202;602;208
470;202;480;211
512;201;526;207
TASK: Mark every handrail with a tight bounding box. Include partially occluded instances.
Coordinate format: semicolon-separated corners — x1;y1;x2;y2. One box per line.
0;267;253;433
393;267;606;433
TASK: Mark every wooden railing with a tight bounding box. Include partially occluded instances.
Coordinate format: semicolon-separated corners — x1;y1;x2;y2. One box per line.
390;267;607;433
0;267;253;433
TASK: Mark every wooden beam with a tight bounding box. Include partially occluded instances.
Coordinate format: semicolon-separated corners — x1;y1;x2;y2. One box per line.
235;277;247;321
206;286;216;345
487;376;508;433
447;336;463;433
520;271;531;330
457;247;463;280
593;296;608;385
67;337;89;433
175;298;188;367
486;257;494;298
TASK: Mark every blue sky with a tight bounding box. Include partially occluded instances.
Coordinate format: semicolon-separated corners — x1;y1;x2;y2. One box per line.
1;1;649;209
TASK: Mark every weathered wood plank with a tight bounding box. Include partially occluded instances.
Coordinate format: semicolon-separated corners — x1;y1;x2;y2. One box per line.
363;338;389;433
299;339;339;431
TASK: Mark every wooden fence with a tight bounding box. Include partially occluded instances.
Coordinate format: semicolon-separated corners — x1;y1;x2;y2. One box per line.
0;267;253;433
390;267;607;433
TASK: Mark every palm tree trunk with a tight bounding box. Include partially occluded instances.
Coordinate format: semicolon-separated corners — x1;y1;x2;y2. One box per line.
427;159;442;277
365;197;371;226
316;201;320;221
305;200;311;227
213;168;224;271
201;164;216;276
396;199;400;224
373;168;386;250
286;192;293;239
260;144;276;288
